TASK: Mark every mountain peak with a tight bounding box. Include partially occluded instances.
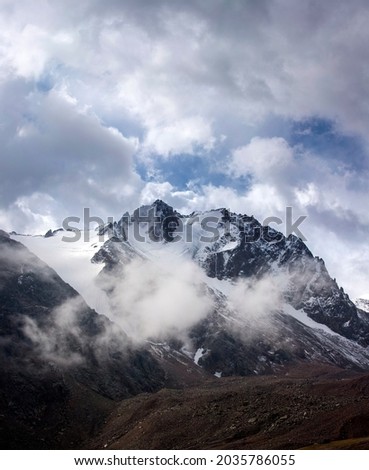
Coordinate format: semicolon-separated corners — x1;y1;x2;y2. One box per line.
152;199;170;207
150;199;177;215
132;200;178;219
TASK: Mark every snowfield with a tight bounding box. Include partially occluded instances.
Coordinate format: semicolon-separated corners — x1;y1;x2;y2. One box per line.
12;230;111;316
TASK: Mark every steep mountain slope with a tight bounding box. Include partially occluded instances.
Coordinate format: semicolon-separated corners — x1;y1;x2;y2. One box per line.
0;231;165;448
10;200;369;376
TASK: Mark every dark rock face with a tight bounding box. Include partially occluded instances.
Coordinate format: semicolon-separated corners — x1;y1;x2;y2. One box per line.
98;200;181;244
0;233;165;448
192;211;369;347
287;258;369;346
131;199;181;242
92;237;140;271
188;304;369;377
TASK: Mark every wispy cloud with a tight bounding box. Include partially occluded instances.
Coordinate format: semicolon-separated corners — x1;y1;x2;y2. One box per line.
98;257;212;344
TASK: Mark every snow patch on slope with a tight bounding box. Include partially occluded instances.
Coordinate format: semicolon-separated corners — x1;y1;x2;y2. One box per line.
11;231;111;316
283;304;369;367
283;304;341;338
194;348;206;365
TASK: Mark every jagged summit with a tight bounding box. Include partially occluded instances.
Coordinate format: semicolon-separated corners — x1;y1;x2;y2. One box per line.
151;199;176;212
132;199;178;219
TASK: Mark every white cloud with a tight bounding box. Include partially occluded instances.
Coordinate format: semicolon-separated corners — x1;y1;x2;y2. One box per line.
1;1;369;163
1;0;369;146
100;257;212;343
22;297;86;367
140;181;174;205
229;137;294;179
143;116;215;157
229;275;285;320
294;183;320;207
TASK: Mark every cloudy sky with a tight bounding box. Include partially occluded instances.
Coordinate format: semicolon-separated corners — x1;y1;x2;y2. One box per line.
0;0;368;299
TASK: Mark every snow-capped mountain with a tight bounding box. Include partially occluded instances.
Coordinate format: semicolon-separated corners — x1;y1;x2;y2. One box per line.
11;200;369;379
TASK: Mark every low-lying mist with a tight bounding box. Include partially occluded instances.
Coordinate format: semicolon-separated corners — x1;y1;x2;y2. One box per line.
23;296;87;367
95;251;295;349
227;273;289;335
98;257;213;344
